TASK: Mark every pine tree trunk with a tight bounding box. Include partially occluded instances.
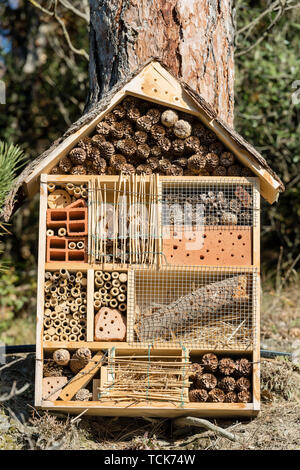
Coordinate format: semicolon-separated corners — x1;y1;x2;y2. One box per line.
88;0;235;125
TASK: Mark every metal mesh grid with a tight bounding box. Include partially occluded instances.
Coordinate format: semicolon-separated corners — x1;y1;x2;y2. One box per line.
162;178;257;228
128;266;257;350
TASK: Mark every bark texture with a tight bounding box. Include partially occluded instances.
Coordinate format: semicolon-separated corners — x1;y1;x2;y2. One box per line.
88;0;235;125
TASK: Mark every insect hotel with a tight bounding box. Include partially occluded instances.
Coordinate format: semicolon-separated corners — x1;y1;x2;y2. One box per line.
9;60;284;417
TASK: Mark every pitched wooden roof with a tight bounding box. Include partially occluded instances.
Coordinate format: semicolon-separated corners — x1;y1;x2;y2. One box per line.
1;59;284;221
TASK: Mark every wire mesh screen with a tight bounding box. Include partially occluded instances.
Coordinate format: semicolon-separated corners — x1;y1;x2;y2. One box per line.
128;267;257;349
162;178;257;228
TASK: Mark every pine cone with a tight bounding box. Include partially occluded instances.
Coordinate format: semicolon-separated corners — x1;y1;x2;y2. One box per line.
202;353;218;373
228;164;242;176
157;157;172;174
229;198;241;213
198;373;217;390
106;166;117;175
146;108;161;124
189;363;204;382
192;122;208;139
224;391;237;403
220;211;238;225
74;388;92;401
235;358;252;377
174;120;192;139
202;128;217;145
53;349;70;366
77;137;93;155
172;139;185;155
70;348;91;375
96;121;111;136
184;136;200;153
71;165;87;175
127;107;141;122
165;165;183;176
50;166;60;175
121;163;135;175
206;152;219;172
110;154;127;171
161;109;179;127
122;120;133;138
136;115;153;132
209;141;224;155
113;104;126;119
91;134;106;149
103;112;117;125
208;388;225;402
236;377;251;392
69;148;86;165
173;157;188;168
237;391;251;403
212;166;227;176
133;131;147;144
98;141;115;160
151;124;166;141
110;122;125;139
157;137;171;152
187;154;207;173
150;145;162;158
122;96;138;110
119;138;137;157
43;359;63;377
218;358;236;376
241;167;253;177
93;155;107;173
218;376;236;392
59;156;73;173
136;144;150;160
87;146;101;162
136;164;152;175
189;388;208;402
220;152;235;167
146;157;160;171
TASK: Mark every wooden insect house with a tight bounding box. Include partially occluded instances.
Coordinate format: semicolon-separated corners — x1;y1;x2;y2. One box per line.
8;60;284;417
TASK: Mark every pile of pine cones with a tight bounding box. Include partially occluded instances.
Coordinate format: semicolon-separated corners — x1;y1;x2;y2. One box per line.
51;96;254;177
188;353;252;403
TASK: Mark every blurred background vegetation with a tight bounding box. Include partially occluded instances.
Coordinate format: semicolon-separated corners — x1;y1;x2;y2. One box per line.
0;0;299;344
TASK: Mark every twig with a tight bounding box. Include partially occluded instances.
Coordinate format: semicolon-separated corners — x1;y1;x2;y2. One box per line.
173;416;237;442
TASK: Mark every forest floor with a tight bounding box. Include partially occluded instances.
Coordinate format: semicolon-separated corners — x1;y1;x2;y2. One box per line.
0;281;299;450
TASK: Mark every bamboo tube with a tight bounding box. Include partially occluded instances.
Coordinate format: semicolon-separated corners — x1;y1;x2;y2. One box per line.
80;277;87;287
44;318;53;328
119;284;127;293
46;229;54;237
73;312;80;320
104;281;112;290
60;334;69;341
94;292;101;300
117;294;126;303
50;311;58;320
68;241;76;250
112;279;121;288
44;280;53;289
75;297;82;306
59;279;68;287
119;273;127;283
79;305;87;314
110;287;119;297
71;326;80;335
66;183;74;194
69;334;77;341
99;287;106;295
104;293;112;302
81;189;88;199
78;334;85;341
119;303;127;312
44;308;52;317
70;304;78;313
45;302;51;308
47;183;56;193
63;327;71;335
103;272;111;281
58;227;67;237
62;320;69;328
95;270;103;278
60;268;70;279
55;327;63;336
94;300;101;310
109;299;118;308
45;272;53;280
46;327;56;336
95;278;104;288
69;319;78;327
71;287;80;298
74;187;81;198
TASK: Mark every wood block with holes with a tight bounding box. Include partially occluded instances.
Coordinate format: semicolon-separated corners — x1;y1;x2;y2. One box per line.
162;226;252;266
42;376;68;401
94;307;126;341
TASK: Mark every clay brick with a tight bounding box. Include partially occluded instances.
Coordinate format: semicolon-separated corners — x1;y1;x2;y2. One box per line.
94;307;126;341
42;376;68;401
46;236;67;262
67;207;88;236
68;198;87;209
46;209;68;229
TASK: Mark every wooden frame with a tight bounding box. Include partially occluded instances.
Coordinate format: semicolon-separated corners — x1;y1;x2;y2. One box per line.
36;172;261;416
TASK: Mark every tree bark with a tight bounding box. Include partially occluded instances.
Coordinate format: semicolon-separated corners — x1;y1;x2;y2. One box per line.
87;0;235;125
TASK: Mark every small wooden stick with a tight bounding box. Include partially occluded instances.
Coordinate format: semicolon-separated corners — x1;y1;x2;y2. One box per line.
173;417;237;442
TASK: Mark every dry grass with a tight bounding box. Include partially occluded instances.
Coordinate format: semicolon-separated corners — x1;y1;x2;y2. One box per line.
0;279;299;450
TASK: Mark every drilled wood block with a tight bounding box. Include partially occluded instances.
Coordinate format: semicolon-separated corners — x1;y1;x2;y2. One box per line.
162;226;252;266
94;307;126;341
42;376;68;401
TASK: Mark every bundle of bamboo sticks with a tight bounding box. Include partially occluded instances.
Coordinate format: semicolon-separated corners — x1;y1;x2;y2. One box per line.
43;269;87;342
88;174;160;265
94;270;127;313
99;355;191;403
